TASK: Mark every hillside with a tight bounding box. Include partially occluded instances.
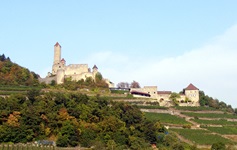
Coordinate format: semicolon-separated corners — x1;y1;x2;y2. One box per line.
0;54;39;86
137;105;237;149
1;54;237;149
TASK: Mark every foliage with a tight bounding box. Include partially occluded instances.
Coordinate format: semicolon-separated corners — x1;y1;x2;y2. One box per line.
169;92;180;106
171;129;232;145
199;91;234;113
203;126;237;135
175;106;217;111
0;54;39;86
211;142;226;150
60;76;108;91
0;92;175;149
117;82;130;88
110;89;129;94
145;112;190;125
137;105;168;109
181;112;237;119
191;119;237;126
130;80;140;88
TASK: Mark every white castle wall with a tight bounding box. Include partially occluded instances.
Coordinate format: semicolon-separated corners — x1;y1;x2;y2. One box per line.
64;64;88;76
65;72;93;81
56;69;65;84
185;90;199;104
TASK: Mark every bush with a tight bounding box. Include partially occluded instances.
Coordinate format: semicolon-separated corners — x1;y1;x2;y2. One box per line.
182;124;191;129
211;142;226;150
56;135;68;147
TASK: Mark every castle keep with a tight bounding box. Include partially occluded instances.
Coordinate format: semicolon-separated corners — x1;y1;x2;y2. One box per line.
40;42;113;87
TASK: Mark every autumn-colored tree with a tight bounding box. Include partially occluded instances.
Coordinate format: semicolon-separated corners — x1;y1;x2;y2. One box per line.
130;80;140;88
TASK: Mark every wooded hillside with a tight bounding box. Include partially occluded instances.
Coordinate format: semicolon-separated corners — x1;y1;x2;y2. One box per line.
0;54;39;86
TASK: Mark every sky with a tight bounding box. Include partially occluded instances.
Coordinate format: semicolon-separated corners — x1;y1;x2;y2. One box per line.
0;1;237;107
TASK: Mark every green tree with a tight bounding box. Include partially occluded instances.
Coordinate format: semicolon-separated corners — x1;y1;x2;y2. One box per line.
211;142;225;150
169;92;180;105
56;133;68;147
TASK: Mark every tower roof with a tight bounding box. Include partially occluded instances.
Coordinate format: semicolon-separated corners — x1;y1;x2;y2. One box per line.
54;42;61;47
185;83;199;90
61;58;66;62
93;65;98;69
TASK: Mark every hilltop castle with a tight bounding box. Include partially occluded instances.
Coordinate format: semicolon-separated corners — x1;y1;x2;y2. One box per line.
39;42;114;87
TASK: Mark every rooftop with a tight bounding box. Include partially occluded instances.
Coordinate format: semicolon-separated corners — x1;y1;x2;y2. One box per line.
185;83;199;90
54;42;61;47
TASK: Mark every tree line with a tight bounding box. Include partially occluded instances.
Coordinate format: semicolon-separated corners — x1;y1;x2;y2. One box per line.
0;91;196;150
0;54;39;86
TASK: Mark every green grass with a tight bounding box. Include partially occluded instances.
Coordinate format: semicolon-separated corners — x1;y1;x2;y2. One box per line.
144;112;190;125
110;89;129;94
170;128;233;145
0;85;42;95
137;105;168;110
192;119;237;126
182;112;237;119
175;106;217;111
0;91;28;95
203;126;237;135
0;85;41;91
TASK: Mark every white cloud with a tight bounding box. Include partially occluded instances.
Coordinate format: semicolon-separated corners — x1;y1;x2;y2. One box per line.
85;24;237;108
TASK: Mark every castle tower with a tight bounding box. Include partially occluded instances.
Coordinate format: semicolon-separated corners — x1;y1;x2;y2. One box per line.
52;42;62;75
92;65;98;80
184;83;200;106
54;42;61;64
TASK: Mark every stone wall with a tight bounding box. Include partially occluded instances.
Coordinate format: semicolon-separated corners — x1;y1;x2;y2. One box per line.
39;76;57;84
65;64;89;75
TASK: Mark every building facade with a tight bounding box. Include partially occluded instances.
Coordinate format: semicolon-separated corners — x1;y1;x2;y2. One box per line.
130;83;200;107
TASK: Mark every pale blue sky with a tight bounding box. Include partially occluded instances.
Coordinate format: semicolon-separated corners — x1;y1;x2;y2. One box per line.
1;1;237;107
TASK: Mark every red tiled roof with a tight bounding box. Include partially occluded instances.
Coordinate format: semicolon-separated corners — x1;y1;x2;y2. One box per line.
131;90;150;97
157;91;172;94
185;83;199;90
54;42;61;47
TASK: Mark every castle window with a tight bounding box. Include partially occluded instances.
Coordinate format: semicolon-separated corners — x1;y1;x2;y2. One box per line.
74;72;76;74
59;66;61;68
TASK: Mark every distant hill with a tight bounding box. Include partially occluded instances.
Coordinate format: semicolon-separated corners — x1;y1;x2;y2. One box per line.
0;54;39;86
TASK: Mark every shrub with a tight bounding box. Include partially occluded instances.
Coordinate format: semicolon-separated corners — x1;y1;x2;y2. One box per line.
182;124;191;129
211;142;225;150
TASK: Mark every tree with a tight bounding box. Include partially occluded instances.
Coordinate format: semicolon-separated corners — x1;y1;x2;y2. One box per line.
117;82;129;88
169;92;180;105
95;72;103;81
130;81;140;88
199;91;208;106
211;142;225;150
27;89;40;104
234;108;237;115
0;54;6;61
